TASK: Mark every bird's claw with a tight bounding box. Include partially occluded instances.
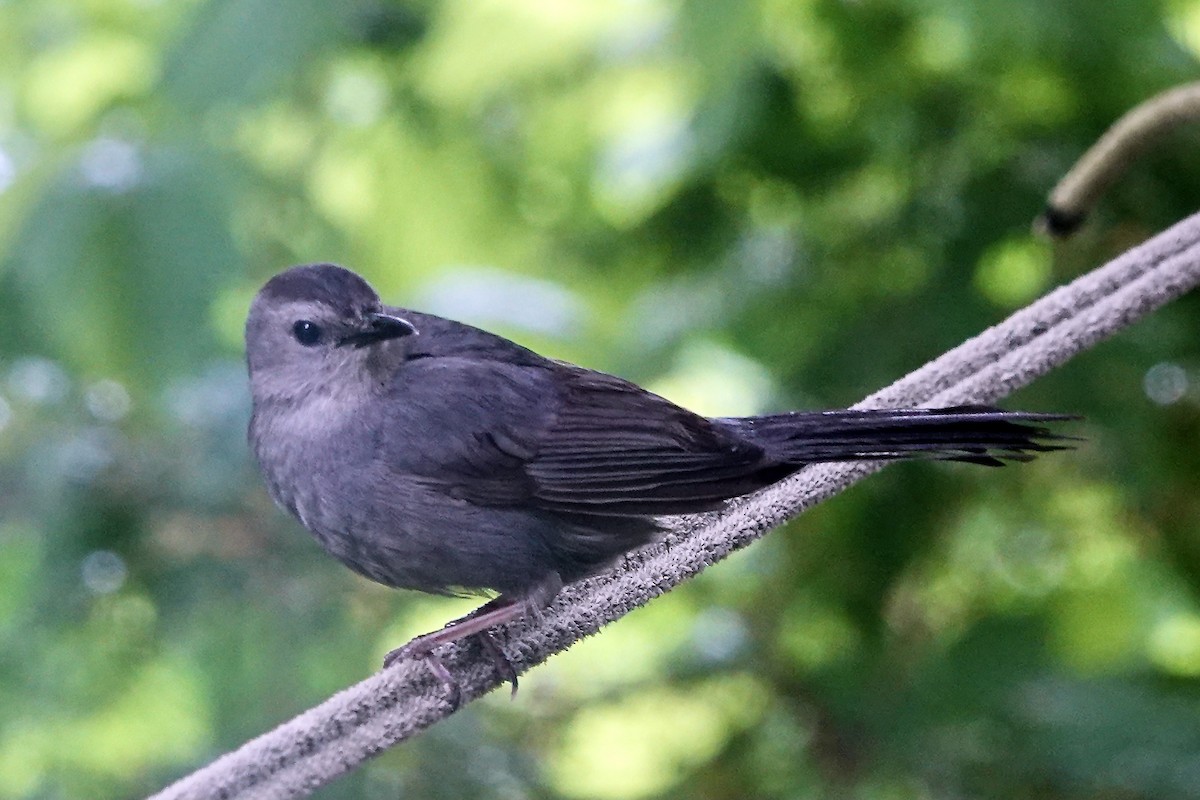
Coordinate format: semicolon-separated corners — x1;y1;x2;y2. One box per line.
384;640;462;709
383;630;518;707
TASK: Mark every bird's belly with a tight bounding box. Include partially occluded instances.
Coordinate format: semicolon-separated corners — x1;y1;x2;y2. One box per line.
279;467;571;595
255;425;653;596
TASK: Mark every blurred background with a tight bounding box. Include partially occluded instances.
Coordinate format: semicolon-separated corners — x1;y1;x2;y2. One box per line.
3;0;1200;798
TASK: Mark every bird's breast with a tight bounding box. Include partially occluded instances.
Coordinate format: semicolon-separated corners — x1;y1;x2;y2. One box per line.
250;397;361;530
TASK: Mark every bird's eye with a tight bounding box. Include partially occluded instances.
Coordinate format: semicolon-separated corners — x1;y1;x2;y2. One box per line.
292;320;323;346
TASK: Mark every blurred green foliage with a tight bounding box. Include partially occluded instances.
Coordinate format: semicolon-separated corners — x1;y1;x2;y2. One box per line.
2;1;1200;798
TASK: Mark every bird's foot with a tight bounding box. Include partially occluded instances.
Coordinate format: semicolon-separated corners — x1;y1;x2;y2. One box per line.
383;594;534;705
383;574;563;705
385;641;463;709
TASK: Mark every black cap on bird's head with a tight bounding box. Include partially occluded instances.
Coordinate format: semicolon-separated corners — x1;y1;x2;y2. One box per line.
258;263;380;309
255;263;415;346
251;263;414;344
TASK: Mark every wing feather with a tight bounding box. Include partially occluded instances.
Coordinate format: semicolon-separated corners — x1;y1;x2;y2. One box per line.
520;368;776;514
391;358;779;515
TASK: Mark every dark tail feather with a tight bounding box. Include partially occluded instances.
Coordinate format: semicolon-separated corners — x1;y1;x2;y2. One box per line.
722;405;1079;467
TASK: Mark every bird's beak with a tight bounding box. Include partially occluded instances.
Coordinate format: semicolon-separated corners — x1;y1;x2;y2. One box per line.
338;312;417;348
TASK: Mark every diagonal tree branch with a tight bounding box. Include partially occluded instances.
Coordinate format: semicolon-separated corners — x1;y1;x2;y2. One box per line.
150;210;1200;800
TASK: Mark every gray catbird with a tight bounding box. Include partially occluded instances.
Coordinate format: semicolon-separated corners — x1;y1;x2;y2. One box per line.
246;263;1071;697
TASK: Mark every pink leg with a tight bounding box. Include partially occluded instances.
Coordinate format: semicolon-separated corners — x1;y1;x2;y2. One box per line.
384;573;562;706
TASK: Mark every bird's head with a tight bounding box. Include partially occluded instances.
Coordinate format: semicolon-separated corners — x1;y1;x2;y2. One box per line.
245;263;416;406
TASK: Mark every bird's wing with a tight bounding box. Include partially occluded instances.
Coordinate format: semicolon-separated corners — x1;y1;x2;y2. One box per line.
387;358;775;516
515;367;777;515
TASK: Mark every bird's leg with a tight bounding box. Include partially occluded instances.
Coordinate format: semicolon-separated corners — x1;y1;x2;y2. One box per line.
477;629;519;699
383;572;562;704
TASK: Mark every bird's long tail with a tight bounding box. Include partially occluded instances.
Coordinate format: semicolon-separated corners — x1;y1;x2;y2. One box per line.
722;405;1077;467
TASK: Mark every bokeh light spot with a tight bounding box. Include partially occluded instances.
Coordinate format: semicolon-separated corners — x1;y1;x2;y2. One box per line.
418;268;585;337
82;550;128;595
324;64;388;127
85;379;132;422
0;146;15;193
1148;613;1200;677
650;341;772;418
1167;0;1200;59
975;237;1051;307
549;676;766;799
6;357;70;406
1143;362;1188;405
79;137;142;192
